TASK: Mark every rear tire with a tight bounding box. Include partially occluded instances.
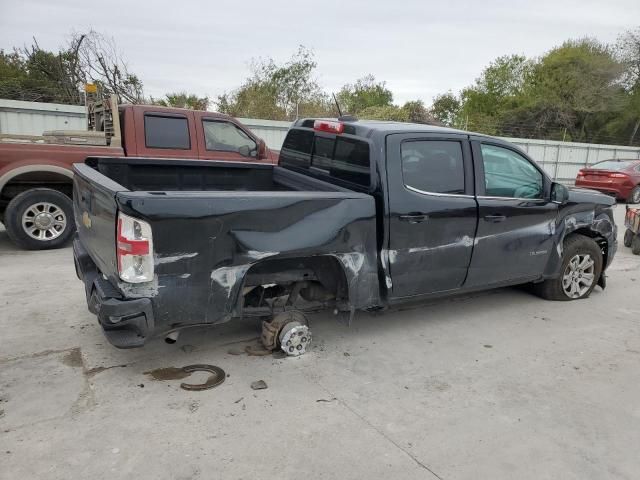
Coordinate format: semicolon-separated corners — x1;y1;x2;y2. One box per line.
533;234;602;301
4;188;75;250
628;185;640;204
624;229;635;248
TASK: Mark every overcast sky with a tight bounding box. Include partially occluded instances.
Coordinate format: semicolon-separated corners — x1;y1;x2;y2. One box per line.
1;0;638;108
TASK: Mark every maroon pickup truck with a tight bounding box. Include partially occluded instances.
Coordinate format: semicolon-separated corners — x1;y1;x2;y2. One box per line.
0;98;277;249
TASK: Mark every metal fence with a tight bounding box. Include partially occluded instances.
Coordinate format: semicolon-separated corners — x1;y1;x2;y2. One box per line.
2;100;639;184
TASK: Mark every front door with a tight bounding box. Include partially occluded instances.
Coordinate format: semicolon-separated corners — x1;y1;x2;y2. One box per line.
386;133;478;298
464;140;558;287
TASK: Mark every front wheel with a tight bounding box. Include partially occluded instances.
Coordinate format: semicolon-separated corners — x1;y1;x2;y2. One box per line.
533;234;603;301
4;188;75;250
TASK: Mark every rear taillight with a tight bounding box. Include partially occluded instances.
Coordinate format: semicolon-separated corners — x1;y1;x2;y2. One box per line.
576;170;585;178
117;212;154;283
608;172;628;178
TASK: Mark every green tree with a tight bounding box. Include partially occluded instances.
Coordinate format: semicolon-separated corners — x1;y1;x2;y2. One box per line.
216;46;332;120
525;39;625;142
357;100;439;124
457;54;534;134
152;92;209;110
0;31;144;105
336;75;393;115
358;104;409;121
401;100;438;124
615;28;640;144
429;92;461;126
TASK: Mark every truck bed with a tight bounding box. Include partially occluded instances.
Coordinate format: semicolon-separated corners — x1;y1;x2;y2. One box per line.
85;156;348;192
73;157;380;347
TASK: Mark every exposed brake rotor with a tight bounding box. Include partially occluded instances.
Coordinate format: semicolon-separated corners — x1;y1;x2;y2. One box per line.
279;322;312;356
260;311;311;356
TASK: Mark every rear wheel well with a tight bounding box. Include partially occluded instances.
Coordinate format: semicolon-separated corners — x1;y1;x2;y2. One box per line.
240;256;349;315
1;171;73;215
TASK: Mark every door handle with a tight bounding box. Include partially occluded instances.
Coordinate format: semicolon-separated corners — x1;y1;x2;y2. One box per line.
399;213;428;223
484;214;506;223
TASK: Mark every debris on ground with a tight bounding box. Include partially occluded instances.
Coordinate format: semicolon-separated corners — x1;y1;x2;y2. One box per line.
250;380;268;390
144;365;226;391
234;397;244;404
180;364;226;391
483;344;493;349
316;397;337;403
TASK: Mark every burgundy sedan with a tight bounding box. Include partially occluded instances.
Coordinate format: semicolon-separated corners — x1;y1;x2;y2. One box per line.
575;159;640;203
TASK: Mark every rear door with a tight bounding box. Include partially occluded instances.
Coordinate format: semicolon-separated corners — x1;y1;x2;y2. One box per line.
386;133;478;298
464;139;558;287
133;108;197;158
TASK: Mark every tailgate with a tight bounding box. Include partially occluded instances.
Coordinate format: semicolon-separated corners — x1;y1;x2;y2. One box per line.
72;163;125;280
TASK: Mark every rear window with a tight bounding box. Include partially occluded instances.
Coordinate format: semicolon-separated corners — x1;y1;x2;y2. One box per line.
590;160;636;171
280;128;371;187
144;115;190;149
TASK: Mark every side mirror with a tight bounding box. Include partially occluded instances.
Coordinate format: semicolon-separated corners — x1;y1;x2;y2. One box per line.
238;145;252;158
551;182;569;204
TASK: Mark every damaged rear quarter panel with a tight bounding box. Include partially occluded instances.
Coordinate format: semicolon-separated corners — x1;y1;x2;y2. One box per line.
116;191;378;330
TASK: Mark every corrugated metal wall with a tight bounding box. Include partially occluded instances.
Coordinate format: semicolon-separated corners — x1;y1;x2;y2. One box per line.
3;100;640;184
0;99;86;135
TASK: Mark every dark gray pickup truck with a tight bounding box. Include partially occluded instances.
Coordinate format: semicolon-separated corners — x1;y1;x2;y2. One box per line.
73;119;617;348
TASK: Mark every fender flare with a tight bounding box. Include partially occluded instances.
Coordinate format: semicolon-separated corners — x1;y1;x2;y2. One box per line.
0;165;74;196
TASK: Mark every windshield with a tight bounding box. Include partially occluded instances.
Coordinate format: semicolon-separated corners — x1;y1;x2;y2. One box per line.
590;160;636;170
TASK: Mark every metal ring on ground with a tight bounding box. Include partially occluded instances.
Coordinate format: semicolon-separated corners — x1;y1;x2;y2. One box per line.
179;364;226;391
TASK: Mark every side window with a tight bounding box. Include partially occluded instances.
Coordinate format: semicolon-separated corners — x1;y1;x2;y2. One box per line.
480;144;543;199
401;140;465;194
202;120;257;155
144;115;190;149
280;129;314;168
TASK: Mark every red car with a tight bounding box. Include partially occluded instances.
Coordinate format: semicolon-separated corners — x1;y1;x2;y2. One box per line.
575;159;640;204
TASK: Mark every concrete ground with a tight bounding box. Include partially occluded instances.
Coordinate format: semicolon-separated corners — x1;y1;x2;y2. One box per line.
1;206;640;480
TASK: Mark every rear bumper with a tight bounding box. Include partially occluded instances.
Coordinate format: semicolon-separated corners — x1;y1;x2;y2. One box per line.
575;180;633;199
73;238;154;348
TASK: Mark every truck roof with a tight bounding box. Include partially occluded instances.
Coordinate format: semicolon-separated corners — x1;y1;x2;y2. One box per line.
118;103;239;121
292;117;485;139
